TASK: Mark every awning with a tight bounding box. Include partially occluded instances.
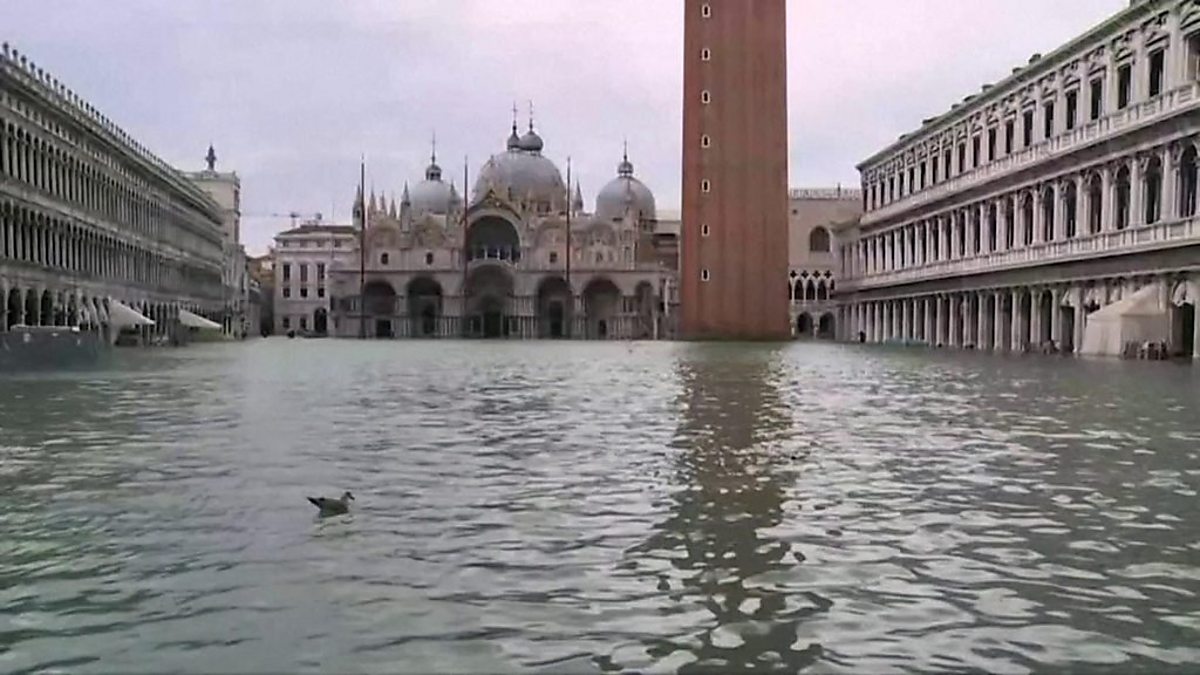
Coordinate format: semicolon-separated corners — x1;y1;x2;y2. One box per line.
109;300;155;328
179;309;222;331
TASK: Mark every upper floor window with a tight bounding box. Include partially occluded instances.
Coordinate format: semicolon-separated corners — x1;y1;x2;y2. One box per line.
1004;119;1014;154
1090;78;1104;120
701;134;711;148
701;3;711;18
425;252;434;265
701;48;711;61
1043;101;1055;139
1022;110;1034;147
282;263;291;281
1065;90;1078;130
809;226;831;253
380;252;389;265
1117;63;1132;109
701;90;711;105
701;223;711;237
1188;33;1200;81
1149;49;1165;97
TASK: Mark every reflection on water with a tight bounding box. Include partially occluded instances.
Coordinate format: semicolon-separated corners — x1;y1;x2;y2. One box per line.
1;341;1200;674
626;345;823;672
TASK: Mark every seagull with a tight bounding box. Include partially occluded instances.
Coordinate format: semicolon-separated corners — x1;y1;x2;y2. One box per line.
307;491;354;516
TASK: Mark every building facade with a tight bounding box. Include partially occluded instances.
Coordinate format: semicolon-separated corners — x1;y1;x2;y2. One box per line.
0;42;225;341
186;145;255;338
788;188;862;339
838;0;1200;360
272;220;356;335
680;0;790;340
329;121;676;339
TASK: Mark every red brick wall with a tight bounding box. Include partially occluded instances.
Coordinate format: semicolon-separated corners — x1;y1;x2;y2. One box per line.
680;0;790;340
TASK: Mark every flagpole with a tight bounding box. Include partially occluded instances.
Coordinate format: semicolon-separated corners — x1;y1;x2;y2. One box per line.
462;155;469;339
565;156;572;339
358;157;366;340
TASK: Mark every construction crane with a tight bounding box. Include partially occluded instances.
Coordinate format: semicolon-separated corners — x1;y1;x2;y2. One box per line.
245;211;325;229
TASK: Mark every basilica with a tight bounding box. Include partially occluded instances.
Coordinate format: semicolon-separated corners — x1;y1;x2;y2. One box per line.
327;119;677;339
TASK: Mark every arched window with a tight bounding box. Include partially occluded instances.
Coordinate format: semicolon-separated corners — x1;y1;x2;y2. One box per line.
1042;185;1056;241
1022;193;1035;245
1144;156;1162;224
380;252;389;265
809;226;831;252
1116;165;1131;230
1180;144;1197;218
1088;173;1103;234
1063;181;1078;238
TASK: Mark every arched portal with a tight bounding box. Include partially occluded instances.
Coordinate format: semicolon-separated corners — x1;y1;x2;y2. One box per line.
582;277;620;339
363;280;397;338
465;265;514;338
407;276;443;338
466;216;521;263
39;289;53;327
795;313;812;337
313;308;328;335
633;281;656;339
818;312;835;339
536;275;572;339
7;288;21;328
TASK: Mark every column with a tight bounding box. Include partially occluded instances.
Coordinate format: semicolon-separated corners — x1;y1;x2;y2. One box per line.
997;197;1010;252
979;203;991;255
1030;288;1044;346
1101;164;1116;232
940;216;950;261
1032;189;1045;243
1050;287;1063;347
993;290;1006;352
1130;155;1144;229
1164;144;1179;221
976;292;989;349
1053;182;1066;240
934;295;944;346
1011;288;1023;350
902;298;912;342
1072;286;1086;355
948;294;960;347
923;296;934;345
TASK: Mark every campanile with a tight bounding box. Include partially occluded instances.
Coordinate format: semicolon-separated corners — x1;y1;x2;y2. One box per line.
680;0;790;340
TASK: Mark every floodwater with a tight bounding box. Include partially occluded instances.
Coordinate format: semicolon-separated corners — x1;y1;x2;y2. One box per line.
2;340;1199;674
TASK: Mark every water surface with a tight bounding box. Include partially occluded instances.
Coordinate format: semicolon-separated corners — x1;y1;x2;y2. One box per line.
2;340;1199;673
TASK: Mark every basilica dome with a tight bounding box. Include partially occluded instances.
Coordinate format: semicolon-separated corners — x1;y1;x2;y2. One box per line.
474;124;566;210
595;151;656;223
409;158;459;215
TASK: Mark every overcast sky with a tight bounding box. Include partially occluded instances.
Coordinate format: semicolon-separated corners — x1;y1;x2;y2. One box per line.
8;0;1127;255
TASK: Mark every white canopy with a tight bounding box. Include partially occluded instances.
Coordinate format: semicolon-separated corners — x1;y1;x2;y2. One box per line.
179;309;222;330
1080;284;1167;356
108;300;155;328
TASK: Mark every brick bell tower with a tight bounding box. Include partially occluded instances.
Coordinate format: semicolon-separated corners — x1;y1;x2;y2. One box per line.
680;0;790;340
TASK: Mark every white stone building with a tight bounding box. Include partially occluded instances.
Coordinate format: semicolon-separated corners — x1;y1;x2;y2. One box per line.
837;0;1200;360
0;42;225;341
329;119;677;340
788;188;862;338
272;220;356;335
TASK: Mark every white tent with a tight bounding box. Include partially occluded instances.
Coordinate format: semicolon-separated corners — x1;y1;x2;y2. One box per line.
1080;284;1167;357
108;300;155;328
179;309;222;331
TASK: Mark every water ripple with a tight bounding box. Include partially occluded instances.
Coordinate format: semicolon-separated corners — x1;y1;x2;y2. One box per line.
0;341;1198;673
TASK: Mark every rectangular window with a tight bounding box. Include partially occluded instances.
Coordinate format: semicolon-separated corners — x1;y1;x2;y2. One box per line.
931;158;939;184
888;177;895;201
300;317;307;331
1189;34;1200;81
1118;64;1132;109
986;128;996;161
282;317;290;329
899;172;905;196
1043;101;1055;139
942;149;951;178
957;143;966;173
300;287;308;299
1023;110;1034;147
1090;78;1103;120
919;163;927;189
282;263;291;281
1004;119;1014;154
317;263;326;279
971;136;980;168
299;264;308;283
907;168;914;194
701;269;710;282
701;179;711;192
282;287;291;298
701;224;710;237
1149;49;1165;97
317;287;326;298
1065;90;1078;130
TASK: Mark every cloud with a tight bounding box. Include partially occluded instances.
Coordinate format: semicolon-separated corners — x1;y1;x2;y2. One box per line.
6;0;1127;255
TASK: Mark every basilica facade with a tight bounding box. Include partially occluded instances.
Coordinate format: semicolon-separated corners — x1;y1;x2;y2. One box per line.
328;121;676;339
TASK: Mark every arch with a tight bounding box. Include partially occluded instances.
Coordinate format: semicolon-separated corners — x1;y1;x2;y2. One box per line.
466;215;521;263
6;288;21;328
795;313;812;337
1180;144;1198;218
582;277;621;339
536;275;572;339
313;307;328;335
465;265;515;338
39;289;53;327
816;279;828;301
804;280;815;302
1062;180;1078;238
1115;164;1131;230
1041;185;1056;241
1004;197;1016;248
987;203;997;250
407;276;443;338
362;280;397;338
817;312;835;339
1021;192;1035;246
633;280;657;339
1144;155;1163;224
809;226;831;253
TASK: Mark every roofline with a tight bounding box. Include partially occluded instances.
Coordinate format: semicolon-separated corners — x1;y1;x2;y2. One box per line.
855;0;1153;172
